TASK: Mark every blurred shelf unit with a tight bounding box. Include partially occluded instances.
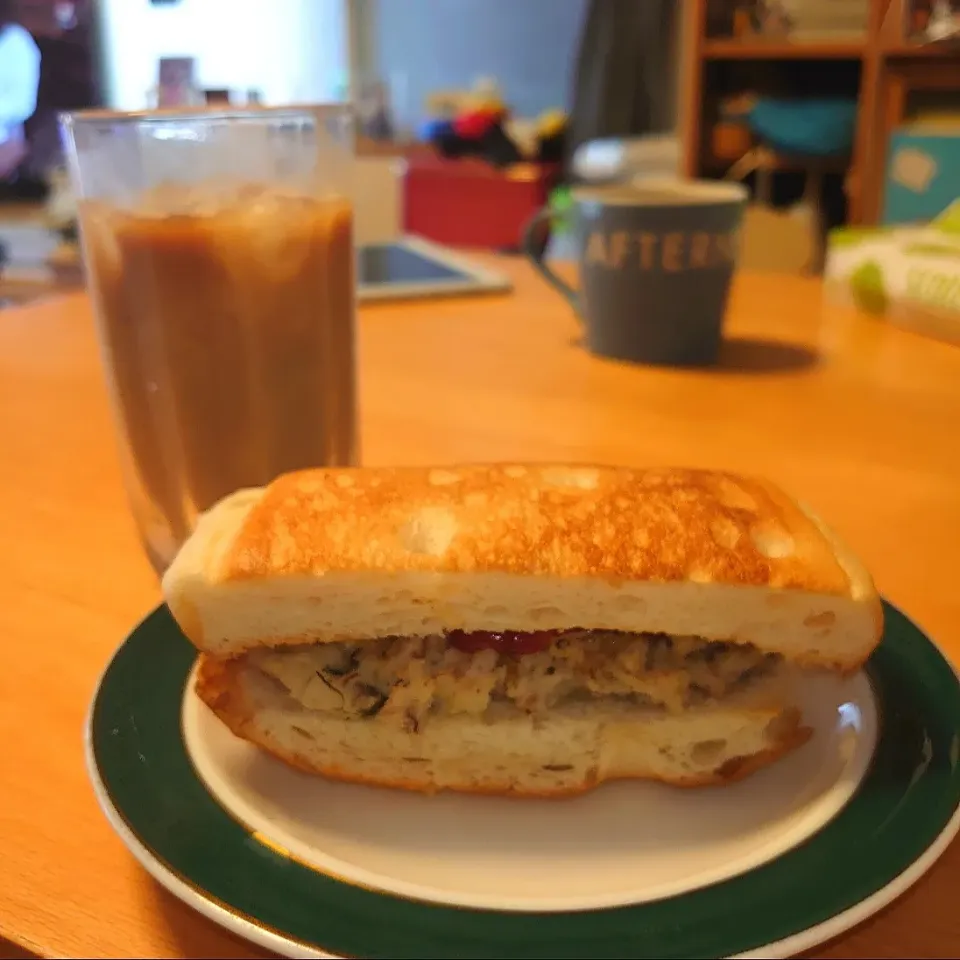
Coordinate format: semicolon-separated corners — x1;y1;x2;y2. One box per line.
882;40;960;54
702;38;865;57
682;0;960;225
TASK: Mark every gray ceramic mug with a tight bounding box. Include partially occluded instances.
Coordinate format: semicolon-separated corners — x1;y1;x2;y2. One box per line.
523;179;748;366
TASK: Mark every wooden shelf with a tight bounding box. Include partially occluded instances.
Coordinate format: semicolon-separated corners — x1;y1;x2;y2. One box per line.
683;0;958;224
703;152;851;175
702;38;864;59
755;153;850;173
882;43;960;58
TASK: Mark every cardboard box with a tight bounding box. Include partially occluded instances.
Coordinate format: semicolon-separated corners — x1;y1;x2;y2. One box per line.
882;124;960;226
825;202;960;346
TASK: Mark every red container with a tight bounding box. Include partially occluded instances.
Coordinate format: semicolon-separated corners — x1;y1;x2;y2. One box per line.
402;156;559;250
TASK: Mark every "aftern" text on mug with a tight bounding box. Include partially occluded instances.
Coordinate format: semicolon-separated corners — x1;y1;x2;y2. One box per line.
585;230;738;271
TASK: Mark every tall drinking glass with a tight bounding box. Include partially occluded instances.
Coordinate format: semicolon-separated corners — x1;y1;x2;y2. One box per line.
61;106;357;573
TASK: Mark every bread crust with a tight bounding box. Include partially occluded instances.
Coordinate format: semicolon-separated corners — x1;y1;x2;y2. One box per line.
163;465;883;671
217;465;854;592
195;656;812;796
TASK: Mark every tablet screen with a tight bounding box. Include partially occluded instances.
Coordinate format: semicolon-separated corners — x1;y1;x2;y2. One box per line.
356;238;512;302
359;244;468;286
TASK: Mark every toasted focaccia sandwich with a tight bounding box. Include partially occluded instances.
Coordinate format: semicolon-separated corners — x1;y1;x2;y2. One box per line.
162;464;883;797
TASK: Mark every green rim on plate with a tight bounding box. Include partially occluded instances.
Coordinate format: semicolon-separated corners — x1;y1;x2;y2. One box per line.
89;601;960;959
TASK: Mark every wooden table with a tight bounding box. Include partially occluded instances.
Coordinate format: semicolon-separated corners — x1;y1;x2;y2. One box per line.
2;260;960;959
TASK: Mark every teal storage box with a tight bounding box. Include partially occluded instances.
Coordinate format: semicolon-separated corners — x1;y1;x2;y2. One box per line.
882;125;960;226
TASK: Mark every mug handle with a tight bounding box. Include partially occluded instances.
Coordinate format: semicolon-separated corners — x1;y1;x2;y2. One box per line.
521;207;580;319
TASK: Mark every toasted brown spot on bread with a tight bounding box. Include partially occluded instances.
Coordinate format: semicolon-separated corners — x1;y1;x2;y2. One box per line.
220;465;852;596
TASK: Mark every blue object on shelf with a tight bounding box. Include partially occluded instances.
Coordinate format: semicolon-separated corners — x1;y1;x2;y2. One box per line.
418;118;454;143
746;98;858;157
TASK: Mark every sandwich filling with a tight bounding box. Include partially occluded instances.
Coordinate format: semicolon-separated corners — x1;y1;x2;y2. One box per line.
246;630;783;731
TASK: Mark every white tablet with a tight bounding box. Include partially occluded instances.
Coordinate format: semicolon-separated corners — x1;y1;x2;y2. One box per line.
357;235;513;302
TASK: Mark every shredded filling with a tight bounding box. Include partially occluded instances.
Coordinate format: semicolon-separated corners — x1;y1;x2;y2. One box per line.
247;631;782;731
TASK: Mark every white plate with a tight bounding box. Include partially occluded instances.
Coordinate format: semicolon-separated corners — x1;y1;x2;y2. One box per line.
184;667;877;912
87;601;960;958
